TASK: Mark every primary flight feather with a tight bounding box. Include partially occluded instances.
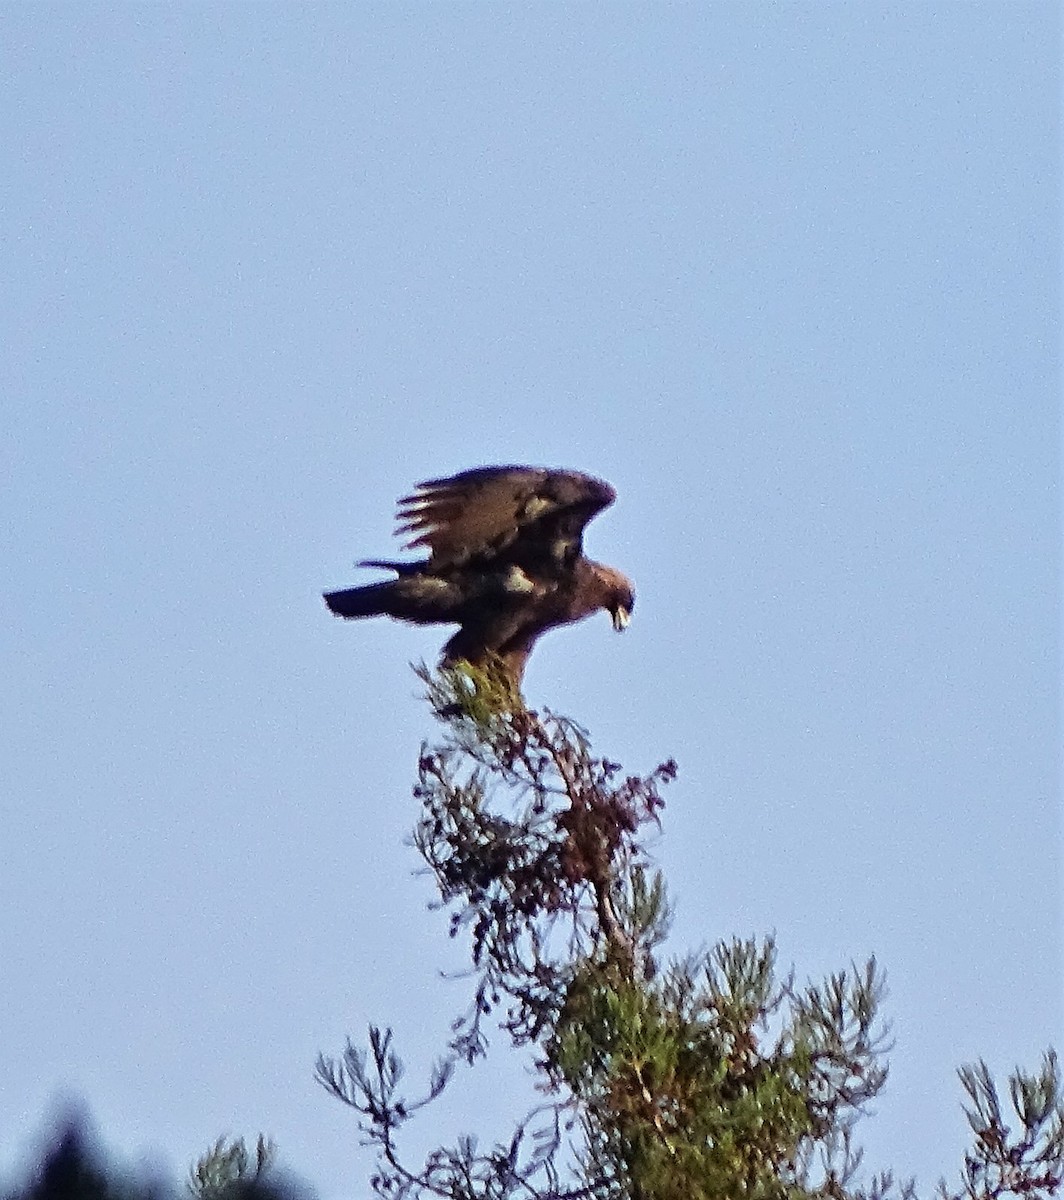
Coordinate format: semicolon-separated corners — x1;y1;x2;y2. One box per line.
324;465;634;685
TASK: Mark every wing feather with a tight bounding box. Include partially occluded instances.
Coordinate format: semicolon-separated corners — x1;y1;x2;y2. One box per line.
395;465;616;568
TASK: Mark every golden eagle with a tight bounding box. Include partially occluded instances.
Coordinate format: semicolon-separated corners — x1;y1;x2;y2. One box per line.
324;465;634;684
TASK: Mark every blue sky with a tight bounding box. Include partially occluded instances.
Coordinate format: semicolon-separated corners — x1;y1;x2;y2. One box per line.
1;5;1059;1197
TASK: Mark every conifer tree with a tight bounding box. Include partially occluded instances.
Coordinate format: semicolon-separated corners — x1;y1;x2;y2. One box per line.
316;666;1064;1200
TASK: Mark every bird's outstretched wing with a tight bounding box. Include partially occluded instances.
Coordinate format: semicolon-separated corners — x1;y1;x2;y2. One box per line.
395;465;616;570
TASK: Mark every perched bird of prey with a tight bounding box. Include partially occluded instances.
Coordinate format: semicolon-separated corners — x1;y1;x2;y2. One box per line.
324;465;634;685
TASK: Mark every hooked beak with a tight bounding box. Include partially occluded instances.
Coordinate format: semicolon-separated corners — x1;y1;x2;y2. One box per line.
612;605;631;632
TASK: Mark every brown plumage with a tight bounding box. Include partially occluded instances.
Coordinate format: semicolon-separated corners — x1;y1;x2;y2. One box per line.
324;465;634;684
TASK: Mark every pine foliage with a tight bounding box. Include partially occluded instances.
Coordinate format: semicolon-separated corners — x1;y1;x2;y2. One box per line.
315;666;1064;1200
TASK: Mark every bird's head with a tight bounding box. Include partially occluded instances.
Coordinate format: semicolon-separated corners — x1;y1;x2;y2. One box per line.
595;565;634;632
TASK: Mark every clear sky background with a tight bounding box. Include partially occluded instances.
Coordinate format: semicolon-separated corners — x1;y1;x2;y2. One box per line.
1;5;1059;1198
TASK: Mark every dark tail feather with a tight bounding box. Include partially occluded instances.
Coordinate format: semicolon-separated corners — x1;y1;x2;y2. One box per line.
323;581;397;620
357;558;422;575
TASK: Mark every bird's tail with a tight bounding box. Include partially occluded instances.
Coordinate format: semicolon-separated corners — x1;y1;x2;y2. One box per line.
356;558;421;575
323;581;398;620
